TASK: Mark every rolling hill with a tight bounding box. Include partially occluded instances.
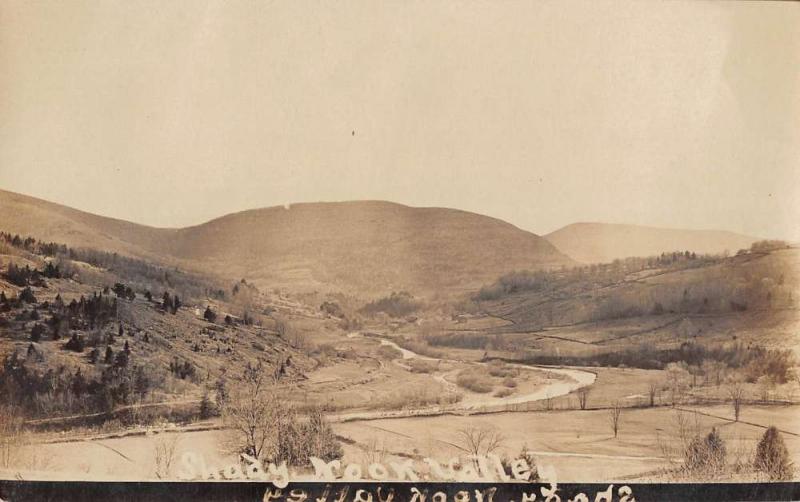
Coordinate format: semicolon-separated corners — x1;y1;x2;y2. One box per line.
545;222;759;264
0;189;573;295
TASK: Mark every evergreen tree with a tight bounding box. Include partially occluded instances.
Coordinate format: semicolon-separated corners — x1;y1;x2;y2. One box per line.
30;323;45;342
199;390;214;419
104;346;114;364
162;292;173;312
114;350;129;368
65;333;85;352
203;306;217;323
134;366;151;401
754;427;793;480
214;376;228;407
71;369;87;397
20;287;36;303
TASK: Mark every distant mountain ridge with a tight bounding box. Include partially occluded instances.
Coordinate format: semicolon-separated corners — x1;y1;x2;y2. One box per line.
0;189;573;295
545;222;759;264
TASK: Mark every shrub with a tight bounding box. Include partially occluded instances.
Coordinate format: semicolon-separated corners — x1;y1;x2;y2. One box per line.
376;344;403;360
64;334;85;353
684;427;727;476
407;359;437;374
456;371;493;393
753;427;793;480
488;362;517;378
503;377;518;388
320;301;344;318
494;387;514;398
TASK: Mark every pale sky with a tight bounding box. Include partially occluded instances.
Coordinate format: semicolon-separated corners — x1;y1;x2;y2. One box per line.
1;1;798;239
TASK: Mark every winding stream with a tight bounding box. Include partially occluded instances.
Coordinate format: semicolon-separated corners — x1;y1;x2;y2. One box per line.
341;333;597;417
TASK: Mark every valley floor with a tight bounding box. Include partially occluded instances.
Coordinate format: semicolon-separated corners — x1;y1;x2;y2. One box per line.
8;401;799;482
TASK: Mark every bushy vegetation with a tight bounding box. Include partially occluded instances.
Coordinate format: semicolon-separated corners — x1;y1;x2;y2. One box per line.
359;291;420;318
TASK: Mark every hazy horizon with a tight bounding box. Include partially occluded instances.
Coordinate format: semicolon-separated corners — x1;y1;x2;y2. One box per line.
0;186;783;242
1;1;798;239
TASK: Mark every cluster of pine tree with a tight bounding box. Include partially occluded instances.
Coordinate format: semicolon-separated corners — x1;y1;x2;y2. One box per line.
0;347;153;417
0;232;67;256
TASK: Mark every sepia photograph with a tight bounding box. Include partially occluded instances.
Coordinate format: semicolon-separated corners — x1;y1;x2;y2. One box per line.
0;1;798;500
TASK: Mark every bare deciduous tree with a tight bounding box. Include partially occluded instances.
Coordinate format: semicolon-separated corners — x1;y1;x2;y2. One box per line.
609;401;622;438
577;388;589;410
728;382;745;422
154;433;181;479
0;406;24;469
648;383;659;407
223;362;283;459
275;318;308;351
544;392;554;411
361;437;388;466
457;426;505;468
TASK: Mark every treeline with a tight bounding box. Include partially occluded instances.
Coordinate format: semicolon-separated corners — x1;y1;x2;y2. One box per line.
475;241;792;304
48;292;118;336
3;262;62;288
359;291;420;318
424;331;505;350
471;242;794;327
749;240;791;253
0;230;226;302
517;341;795;383
0;232;67;257
475;250;723;302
